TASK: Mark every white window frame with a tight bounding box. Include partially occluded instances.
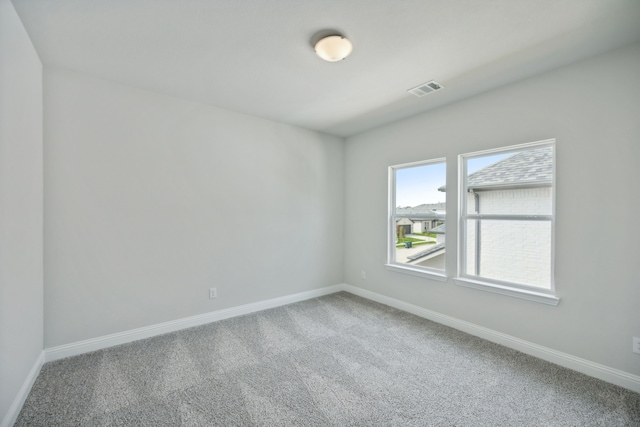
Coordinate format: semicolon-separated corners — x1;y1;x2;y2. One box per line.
454;139;559;305
385;158;447;281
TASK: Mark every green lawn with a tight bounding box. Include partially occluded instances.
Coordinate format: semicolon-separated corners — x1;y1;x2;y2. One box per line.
396;237;423;243
414;232;437;238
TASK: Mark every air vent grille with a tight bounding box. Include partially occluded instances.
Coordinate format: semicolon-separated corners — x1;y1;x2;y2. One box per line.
407;80;444;97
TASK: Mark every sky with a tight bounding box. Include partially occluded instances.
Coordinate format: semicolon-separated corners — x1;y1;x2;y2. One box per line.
395;162;445;207
395;153;510;207
467;152;510;176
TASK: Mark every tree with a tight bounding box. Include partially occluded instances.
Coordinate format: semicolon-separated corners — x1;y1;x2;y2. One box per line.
396;224;405;243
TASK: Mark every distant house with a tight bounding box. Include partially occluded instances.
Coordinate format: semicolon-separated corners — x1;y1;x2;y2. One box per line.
395;204;445;235
395;217;413;236
393;204;446;268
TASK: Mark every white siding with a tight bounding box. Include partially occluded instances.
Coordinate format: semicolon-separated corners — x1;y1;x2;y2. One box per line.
465;188;551;287
472;188;552;215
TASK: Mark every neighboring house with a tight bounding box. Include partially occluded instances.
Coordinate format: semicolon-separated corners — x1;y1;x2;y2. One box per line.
440;146;553;287
395;217;415;236
395;205;445;235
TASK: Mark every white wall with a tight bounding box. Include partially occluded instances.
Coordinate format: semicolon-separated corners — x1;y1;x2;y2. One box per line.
44;68;344;347
0;0;44;423
345;42;640;376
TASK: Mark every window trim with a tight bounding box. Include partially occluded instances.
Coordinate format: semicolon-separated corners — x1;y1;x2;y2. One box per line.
453;277;559;305
456;139;558;305
386;157;447;281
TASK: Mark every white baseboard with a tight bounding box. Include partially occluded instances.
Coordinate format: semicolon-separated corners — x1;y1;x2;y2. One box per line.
342;284;640;394
1;351;44;427
45;284;344;362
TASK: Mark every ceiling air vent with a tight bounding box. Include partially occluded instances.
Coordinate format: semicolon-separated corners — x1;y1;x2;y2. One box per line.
407;80;444;97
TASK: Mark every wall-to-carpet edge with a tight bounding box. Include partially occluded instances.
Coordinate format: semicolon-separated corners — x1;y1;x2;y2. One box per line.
42;283;640;394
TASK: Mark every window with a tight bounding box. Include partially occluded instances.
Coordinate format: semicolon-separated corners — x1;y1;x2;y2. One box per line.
386;158;447;281
455;140;558;305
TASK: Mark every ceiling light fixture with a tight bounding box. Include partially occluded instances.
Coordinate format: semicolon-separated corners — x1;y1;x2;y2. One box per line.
314;35;353;62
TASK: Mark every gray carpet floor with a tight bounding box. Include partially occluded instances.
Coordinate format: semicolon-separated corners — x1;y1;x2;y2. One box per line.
16;292;640;426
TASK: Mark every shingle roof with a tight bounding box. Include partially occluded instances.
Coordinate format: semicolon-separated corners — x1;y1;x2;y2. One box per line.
467;146;552;189
438;145;552;191
395;206;445;216
430;223;445;234
407;243;445;261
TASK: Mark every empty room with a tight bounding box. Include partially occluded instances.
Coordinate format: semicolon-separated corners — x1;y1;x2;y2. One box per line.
2;0;640;425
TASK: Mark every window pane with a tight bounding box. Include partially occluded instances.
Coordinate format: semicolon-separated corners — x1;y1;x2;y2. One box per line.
465;146;553;215
465;219;551;289
393;161;446;270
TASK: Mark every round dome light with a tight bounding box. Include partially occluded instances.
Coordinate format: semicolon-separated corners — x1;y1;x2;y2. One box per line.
314;35;353;62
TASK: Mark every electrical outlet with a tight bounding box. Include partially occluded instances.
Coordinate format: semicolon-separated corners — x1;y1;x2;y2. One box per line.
209;288;217;299
361;270;366;280
633;337;640;355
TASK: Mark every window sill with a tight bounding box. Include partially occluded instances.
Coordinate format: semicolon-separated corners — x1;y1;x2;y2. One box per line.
385;264;448;282
453;277;560;306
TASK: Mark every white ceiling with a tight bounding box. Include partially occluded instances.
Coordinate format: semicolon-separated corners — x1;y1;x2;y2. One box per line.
11;0;640;137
